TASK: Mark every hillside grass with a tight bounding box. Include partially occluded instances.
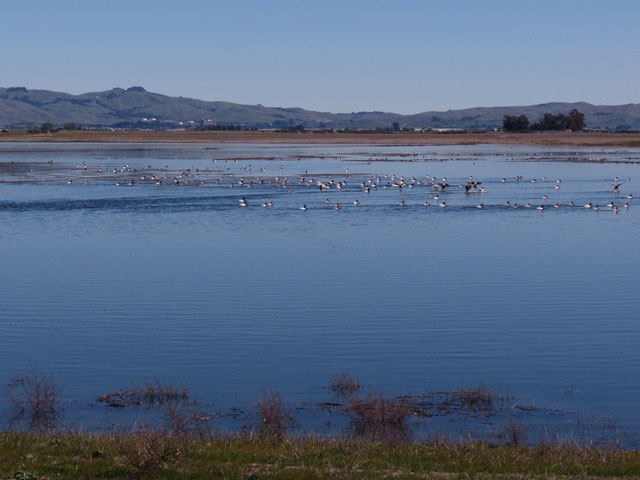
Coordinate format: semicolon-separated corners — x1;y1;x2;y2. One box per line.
2;432;640;479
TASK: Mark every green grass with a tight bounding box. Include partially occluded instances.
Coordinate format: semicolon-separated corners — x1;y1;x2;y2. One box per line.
2;432;640;479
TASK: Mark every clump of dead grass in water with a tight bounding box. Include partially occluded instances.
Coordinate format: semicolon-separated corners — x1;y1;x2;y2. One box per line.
97;380;190;408
456;383;495;411
254;391;295;441
5;366;63;433
328;372;362;400
142;381;189;406
345;394;413;443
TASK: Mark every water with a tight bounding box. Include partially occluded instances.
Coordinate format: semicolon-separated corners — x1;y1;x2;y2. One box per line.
1;142;639;443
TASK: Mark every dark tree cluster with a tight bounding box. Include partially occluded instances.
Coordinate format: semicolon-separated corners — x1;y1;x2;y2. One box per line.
502;115;529;132
198;124;244;131
26;122;59;133
503;109;585;132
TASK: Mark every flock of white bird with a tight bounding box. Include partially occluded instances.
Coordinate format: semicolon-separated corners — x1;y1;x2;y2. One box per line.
58;157;635;214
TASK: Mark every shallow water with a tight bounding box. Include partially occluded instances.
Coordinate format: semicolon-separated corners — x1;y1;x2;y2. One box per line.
1;142;639;444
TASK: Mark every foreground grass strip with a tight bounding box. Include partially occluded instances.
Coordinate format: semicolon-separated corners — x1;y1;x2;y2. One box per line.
2;433;640;479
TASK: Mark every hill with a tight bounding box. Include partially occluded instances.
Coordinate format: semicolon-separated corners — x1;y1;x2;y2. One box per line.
1;86;639;130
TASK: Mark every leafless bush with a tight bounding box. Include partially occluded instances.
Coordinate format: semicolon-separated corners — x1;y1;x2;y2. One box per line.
254;391;295;441
164;397;212;441
345;394;413;443
456;383;495;411
328;372;362;400
498;419;528;446
119;428;176;478
5;367;63;433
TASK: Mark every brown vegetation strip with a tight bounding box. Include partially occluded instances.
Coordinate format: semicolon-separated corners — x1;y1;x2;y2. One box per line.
2;129;640;146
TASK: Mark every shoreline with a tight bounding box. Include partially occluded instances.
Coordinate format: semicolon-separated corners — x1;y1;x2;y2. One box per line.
2;130;640;147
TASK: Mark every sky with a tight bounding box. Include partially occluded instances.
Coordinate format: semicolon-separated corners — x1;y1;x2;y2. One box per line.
1;0;639;114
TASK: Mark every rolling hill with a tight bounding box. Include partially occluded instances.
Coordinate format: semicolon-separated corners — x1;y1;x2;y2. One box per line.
1;86;639;130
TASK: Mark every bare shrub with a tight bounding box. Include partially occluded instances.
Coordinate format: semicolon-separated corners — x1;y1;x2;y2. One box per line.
328;372;362;400
456;383;494;411
345;394;413;443
119;428;176;478
164;397;212;441
498;419;528;446
254;391;295;441
5;366;63;433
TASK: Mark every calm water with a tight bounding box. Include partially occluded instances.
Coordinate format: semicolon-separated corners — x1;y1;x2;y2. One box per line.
1;142;639;443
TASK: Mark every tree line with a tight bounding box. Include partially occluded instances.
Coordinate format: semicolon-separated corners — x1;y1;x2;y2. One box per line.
503;109;585;132
24;122;80;133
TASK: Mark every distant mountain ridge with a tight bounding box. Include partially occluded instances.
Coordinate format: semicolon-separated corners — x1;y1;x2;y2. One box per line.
1;86;639;130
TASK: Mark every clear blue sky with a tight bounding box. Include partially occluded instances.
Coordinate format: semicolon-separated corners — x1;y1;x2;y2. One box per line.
1;0;638;113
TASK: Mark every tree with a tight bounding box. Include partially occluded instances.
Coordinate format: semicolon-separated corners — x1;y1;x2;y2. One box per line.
566;109;585;131
392;121;400;132
531;112;570;131
40;122;55;132
516;115;529;131
63;123;78;130
503;115;529;132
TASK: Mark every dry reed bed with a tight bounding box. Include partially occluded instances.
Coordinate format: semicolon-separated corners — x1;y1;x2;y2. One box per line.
3;129;640;146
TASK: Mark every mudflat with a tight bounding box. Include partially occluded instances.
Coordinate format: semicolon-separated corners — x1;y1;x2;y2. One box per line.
2;129;640;146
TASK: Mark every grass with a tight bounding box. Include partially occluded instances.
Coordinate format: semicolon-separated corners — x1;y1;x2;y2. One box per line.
2;432;640;479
